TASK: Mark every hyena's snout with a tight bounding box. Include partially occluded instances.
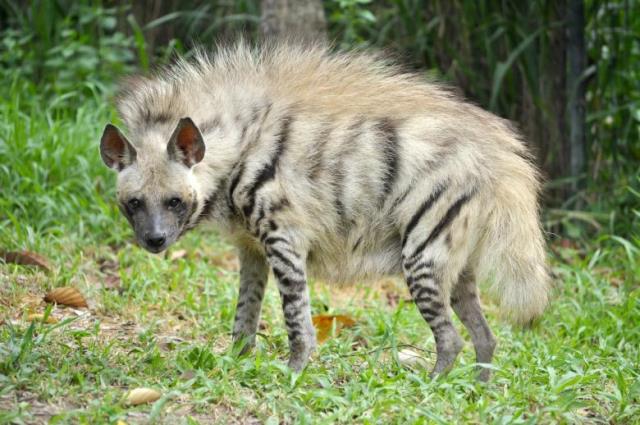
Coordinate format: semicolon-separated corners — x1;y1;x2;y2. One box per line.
144;231;167;251
134;212;180;253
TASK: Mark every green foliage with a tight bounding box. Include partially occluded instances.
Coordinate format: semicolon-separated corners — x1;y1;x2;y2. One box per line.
0;79;125;250
585;0;640;177
0;1;136;104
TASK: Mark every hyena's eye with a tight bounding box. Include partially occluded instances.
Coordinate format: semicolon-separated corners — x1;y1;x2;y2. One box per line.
167;197;183;209
127;198;141;210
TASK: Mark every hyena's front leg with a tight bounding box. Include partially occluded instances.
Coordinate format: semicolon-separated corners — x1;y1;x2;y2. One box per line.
232;246;269;353
262;232;316;371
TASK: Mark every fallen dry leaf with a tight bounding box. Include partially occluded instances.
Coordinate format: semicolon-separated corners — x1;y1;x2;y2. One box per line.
26;313;58;324
179;370;196;381
104;275;121;291
98;258;119;274
397;349;428;369
169;249;187;261
0;250;51;271
43;287;88;308
209;252;239;271
312;314;356;343
126;388;161;406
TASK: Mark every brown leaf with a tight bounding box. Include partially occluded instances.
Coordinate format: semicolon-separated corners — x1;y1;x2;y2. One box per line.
179;370;196;381
0;250;51;271
98;258;119;274
397;349;429;369
209;252;239;271
104;275;122;291
26;313;58;324
386;292;400;307
126;388;161;405
43;287;88;308
312;314;356;344
169;249;187;261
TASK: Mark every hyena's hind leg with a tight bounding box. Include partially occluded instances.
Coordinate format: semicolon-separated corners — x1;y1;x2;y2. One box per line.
400;187;478;376
232;246;270;354
402;257;464;377
450;268;497;381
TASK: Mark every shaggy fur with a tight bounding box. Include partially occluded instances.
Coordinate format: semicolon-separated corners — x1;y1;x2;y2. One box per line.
101;42;550;380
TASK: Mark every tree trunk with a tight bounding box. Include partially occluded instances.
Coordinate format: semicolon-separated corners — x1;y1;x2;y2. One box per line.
542;0;568;186
566;0;587;192
260;0;327;42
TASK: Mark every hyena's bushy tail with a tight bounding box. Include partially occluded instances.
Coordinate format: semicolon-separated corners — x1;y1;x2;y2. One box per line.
475;166;550;326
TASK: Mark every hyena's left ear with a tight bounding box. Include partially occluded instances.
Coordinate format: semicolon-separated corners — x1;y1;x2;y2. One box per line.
100;124;137;171
167;117;205;168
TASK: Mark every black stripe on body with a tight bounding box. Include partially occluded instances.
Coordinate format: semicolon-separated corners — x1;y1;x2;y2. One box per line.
143;109;172;126
199;116;221;134
332;166;346;226
352;236;363;252
196;179;228;225
378;118;399;202
406;191;476;263
308;125;332;180
401;183;448;248
228;163;245;212
270;198;290;214
242;117;292;218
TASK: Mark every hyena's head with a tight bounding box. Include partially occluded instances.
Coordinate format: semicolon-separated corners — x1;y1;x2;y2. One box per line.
99;118;205;253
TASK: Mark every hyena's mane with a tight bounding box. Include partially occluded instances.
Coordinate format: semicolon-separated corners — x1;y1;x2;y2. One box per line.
114;41;476;134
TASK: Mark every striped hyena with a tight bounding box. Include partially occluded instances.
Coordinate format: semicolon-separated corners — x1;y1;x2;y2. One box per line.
100;43;550;380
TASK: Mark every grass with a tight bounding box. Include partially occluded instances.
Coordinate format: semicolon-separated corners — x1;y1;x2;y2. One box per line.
1;83;639;425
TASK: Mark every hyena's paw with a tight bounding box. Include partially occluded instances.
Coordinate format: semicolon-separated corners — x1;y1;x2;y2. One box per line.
477;365;492;382
287;331;317;372
429;332;464;378
231;334;256;357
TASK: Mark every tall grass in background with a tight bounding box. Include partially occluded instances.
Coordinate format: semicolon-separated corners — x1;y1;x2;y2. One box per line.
0;78;125;251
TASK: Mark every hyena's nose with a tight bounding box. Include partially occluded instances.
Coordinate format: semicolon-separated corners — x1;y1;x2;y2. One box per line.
146;234;166;249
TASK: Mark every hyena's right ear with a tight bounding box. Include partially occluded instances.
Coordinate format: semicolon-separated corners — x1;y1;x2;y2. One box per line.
167;117;205;168
100;124;137;171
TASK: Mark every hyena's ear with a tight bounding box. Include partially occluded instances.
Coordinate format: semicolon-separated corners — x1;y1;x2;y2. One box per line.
167;117;205;168
100;124;137;171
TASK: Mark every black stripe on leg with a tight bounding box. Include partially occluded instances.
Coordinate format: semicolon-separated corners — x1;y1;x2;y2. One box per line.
282;292;302;306
242;116;292;218
412;272;435;282
280;277;305;288
402;183;448;248
407;190;476;263
414;286;439;299
409;260;434;274
264;236;290;247
268;248;303;276
378;118;400;202
417;306;440;320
